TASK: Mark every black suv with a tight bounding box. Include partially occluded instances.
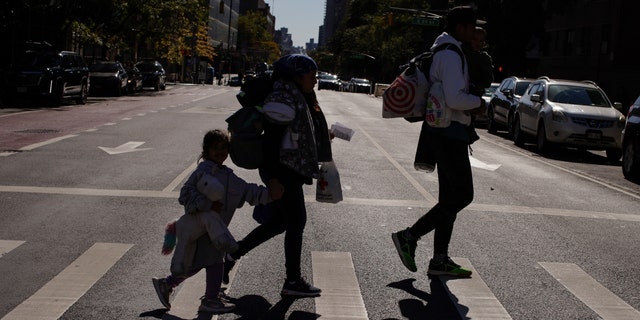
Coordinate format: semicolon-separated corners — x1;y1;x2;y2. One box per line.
2;50;89;106
135;60;166;91
622;95;640;181
487;76;533;135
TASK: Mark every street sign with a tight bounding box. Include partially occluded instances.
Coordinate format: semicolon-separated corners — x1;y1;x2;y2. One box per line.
412;17;440;27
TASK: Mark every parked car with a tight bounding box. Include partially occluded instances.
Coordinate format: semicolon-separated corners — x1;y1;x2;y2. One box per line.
475;82;500;125
487;77;533;134
512;77;625;161
622;95;640;181
125;65;143;94
349;78;371;94
317;73;340;90
89;61;128;96
135;60;166;91
2;50;88;105
228;76;242;87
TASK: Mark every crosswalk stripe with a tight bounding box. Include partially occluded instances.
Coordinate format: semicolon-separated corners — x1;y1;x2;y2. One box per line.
539;262;640;320
312;251;368;319
0;240;25;258
438;257;512;320
164;271;206;320
1;242;132;320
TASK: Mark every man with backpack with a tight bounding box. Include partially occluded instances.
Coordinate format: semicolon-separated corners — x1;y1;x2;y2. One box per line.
392;6;487;277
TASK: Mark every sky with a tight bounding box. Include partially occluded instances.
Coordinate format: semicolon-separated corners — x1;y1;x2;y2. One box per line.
267;0;325;48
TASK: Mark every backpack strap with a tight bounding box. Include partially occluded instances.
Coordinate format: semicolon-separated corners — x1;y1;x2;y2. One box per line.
432;43;465;71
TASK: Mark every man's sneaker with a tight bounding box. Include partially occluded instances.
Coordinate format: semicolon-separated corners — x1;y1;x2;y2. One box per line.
427;257;472;277
198;296;236;314
152;277;172;309
281;278;321;297
223;253;236;284
392;229;417;272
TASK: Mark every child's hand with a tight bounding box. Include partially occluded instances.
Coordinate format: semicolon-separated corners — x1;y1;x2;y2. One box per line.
267;178;285;200
211;200;223;212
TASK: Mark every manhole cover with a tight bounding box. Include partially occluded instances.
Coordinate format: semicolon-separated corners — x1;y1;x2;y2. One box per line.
14;129;60;134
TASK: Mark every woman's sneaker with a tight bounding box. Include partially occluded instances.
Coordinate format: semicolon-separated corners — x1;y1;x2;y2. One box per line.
198;296;236;314
152;277;173;309
392;229;418;272
281;277;321;297
427;257;472;277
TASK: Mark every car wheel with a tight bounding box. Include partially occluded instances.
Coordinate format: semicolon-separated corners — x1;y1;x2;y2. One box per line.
486;107;497;134
76;81;88;104
606;148;622;163
49;79;65;107
536;122;552;154
154;80;160;91
513;117;525;147
622;138;640;180
114;84;122;97
507;112;515;138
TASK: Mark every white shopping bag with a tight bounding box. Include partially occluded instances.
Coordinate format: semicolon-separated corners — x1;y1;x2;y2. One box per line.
316;161;343;203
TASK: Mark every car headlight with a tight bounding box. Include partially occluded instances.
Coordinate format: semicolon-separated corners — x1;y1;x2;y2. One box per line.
551;109;567;122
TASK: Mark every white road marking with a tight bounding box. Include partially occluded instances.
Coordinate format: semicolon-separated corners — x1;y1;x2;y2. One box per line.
469;155;501;171
19;134;78;151
0;240;25;258
540;262;640;320
312;251;368;319
98;141;152;155
438;257;512;320
1;242;132;320
163;162;197;193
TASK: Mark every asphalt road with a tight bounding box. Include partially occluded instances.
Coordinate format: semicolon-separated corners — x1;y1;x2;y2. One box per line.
0;84;639;320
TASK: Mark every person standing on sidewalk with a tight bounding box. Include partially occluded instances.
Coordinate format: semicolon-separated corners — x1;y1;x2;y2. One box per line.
392;6;487;278
227;54;333;297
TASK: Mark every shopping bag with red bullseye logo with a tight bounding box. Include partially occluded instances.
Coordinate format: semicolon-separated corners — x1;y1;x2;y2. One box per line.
316;161;343;203
382;65;428;119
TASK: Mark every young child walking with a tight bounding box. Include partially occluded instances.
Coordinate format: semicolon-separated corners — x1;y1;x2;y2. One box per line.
152;129;281;314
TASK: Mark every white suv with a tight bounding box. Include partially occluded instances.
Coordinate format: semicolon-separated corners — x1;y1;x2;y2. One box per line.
512;77;626;161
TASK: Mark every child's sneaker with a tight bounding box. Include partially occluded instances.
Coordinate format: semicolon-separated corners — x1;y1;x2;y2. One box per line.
152;277;173;309
427;257;472;277
280;277;321;297
392;229;418;272
198;296;236;314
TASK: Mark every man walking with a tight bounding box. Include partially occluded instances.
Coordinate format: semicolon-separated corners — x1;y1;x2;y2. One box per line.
392;6;487;277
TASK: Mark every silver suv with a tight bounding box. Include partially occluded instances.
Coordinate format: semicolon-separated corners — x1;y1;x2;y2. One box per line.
513;77;625;161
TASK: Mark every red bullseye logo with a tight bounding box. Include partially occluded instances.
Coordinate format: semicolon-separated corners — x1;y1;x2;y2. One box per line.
383;75;417;114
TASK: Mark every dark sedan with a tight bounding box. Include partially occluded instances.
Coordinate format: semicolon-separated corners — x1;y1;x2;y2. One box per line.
89;61;128;96
623;95;640;181
487;76;533;135
136;60;166;91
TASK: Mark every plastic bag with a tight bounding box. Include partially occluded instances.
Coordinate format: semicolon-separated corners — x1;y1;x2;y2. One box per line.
382;66;428;118
425;82;452;128
316;161;343;203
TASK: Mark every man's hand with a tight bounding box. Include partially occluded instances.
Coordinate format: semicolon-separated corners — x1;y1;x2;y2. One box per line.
470;99;487;116
267;178;285;200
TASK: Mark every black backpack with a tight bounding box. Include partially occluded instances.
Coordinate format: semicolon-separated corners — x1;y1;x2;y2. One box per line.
225;75;275;169
402;43;465;122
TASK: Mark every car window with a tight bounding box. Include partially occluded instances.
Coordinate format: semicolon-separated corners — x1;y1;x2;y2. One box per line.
90;63;119;72
62;55;76;68
527;83;540;96
548;85;608;106
136;63;157;72
505;79;514;91
515;81;532;96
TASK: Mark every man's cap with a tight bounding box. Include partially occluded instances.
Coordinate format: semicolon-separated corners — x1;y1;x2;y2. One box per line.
446;6;486;28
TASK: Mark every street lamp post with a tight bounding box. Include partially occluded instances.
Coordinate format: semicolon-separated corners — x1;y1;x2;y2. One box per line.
227;0;233;81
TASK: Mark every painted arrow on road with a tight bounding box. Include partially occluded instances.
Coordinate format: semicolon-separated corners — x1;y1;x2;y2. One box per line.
469;156;501;171
99;141;152;155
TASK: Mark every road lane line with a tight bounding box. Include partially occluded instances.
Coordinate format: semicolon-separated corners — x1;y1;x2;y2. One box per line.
1;242;132;320
357;125;437;203
540;262;640;320
0;240;25;258
163;271;206;319
312;251;368;319
19;134;78;151
1;184;638;222
438;257;512;320
163;162;197;193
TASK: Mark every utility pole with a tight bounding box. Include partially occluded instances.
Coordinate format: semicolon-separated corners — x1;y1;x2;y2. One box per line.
227;0;233;81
